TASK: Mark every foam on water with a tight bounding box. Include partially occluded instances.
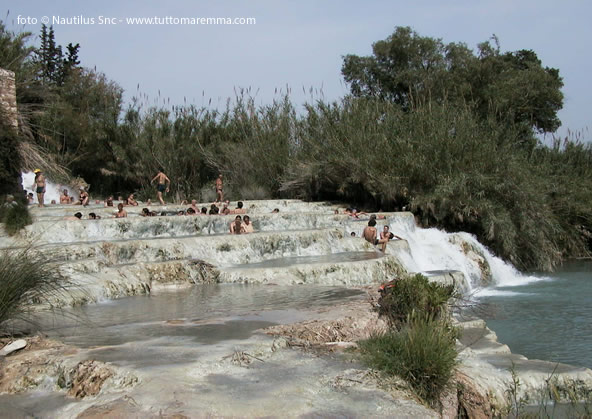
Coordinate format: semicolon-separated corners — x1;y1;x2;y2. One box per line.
22;171;76;205
385;215;548;291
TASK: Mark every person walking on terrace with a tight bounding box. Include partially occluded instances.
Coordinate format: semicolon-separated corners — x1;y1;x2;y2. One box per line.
33;169;46;207
151;168;171;205
215;174;224;203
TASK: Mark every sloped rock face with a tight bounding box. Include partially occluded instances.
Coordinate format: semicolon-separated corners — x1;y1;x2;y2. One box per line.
449;234;493;286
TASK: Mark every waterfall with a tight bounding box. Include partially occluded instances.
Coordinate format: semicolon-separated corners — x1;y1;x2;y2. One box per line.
2;193;546;305
384;214;546;294
21;171;76;205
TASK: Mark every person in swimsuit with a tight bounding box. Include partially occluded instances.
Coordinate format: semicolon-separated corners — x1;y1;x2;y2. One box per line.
151;168;171;205
234;201;246;214
363;219;388;252
230;215;245;234
242;215;254;233
64;212;82;220
215;174;224;203
380;225;404;241
33;169;46;207
114;203;127;218
78;188;89;206
60;189;70;204
105;196;114;207
127;193;139;206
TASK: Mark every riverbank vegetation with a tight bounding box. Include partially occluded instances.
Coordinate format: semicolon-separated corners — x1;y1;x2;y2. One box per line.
0;248;67;335
2;21;591;271
359;274;458;404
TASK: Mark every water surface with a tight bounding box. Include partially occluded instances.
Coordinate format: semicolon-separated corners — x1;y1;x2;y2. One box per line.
479;261;592;368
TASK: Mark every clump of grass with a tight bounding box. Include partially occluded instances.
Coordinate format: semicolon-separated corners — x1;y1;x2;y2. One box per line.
0;203;32;236
358;274;459;404
359;312;458;403
0;248;69;334
377;274;456;329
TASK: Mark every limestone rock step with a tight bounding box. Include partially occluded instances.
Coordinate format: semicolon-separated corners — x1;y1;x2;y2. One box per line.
5;212;415;246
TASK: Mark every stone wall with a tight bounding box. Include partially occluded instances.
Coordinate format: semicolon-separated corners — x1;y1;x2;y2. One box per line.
0;68;18;128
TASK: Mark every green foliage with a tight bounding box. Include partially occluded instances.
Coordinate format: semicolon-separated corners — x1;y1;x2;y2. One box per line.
0;248;68;334
377;274;455;329
342;26;563;135
0;203;32;236
359;313;458;404
0;118;22;197
281;98;591;271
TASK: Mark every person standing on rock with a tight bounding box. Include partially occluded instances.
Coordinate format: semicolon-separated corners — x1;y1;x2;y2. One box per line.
33;169;46;207
215;174;224;203
151;168;171;205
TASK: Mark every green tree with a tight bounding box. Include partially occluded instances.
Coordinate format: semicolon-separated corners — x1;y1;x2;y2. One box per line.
342;26;563;135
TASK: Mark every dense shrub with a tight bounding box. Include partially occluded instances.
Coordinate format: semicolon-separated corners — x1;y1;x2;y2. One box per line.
0;248;68;334
359;313;458;404
377;274;455;329
0;203;32;236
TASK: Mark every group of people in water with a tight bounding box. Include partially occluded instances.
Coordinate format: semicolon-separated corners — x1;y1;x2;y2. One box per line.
30;168;404;247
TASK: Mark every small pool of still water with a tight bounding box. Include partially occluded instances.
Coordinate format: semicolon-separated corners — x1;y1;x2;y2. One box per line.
29;284;364;350
479;261;592;369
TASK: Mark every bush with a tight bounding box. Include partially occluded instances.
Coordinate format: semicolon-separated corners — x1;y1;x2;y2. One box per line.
359;313;458;403
0;248;69;334
0;203;32;236
377;274;455;329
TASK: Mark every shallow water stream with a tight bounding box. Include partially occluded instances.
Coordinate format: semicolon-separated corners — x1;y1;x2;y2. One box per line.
28;284;364;364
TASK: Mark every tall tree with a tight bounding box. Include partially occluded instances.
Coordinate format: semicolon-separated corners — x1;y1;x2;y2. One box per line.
342;26;564;135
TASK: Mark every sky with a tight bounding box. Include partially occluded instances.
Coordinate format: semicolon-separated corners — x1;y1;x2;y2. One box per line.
3;0;591;142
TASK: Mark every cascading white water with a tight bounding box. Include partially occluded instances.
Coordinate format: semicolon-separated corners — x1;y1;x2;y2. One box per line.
21;171;76;205
384;215;545;293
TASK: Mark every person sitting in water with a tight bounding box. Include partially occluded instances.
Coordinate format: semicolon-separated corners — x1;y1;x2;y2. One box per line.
88;212;101;220
141;208;151;217
221;206;231;215
77;188;89;206
234;201;246;214
351;232;356;237
209;204;219;215
27;192;34;204
346;208;367;219
114;203;127;218
127;193;139;206
105;196;114;207
60;189;71;204
363;219;388;252
177;210;185;216
50;200;56;204
200;207;208;215
190;200;199;213
380;225;403;241
65;212;83;221
230;215;245;234
242;215;254;233
187;208;197;215
271;208;280;213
